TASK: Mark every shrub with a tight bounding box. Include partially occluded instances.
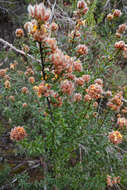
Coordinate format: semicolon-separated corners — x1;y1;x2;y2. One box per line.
0;1;127;189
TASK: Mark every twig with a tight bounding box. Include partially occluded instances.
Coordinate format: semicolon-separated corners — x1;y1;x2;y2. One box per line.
122;98;127;103
0;1;18;4
0;38;41;64
104;0;111;10
47;0;56;23
0;161;41;190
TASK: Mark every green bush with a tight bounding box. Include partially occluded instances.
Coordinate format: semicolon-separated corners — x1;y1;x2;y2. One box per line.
0;1;127;190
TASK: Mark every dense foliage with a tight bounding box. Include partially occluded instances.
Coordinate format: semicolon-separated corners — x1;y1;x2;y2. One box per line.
0;0;127;190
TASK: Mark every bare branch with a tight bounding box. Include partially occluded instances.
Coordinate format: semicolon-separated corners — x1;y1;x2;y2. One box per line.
0;38;41;64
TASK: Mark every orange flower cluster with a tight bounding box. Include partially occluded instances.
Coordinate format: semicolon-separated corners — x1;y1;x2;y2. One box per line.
50;22;58;31
10;126;27;141
113;9;122;17
69;30;81;39
114;40;125;50
73;93;82;102
86;83;103;100
117;117;127;129
25;67;34;76
115;24;126;38
107;9;122;21
107;13;113;21
37;81;51;97
21;87;29;94
0;69;7;77
107;91;123;112
15;28;24;38
51;49;73;75
28;3;51;22
60;80;74;96
77;0;88;15
24;19;48;41
108;131;122;144
73;60;82;72
84;94;91;102
44;38;58;53
4;80;11;89
118;24;126;33
76;44;88;55
107;175;120;187
115;41;127;59
28;76;35;84
94;78;103;86
82;74;90;83
75;77;84;86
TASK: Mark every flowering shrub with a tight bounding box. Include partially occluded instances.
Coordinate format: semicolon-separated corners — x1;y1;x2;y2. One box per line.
0;1;127;189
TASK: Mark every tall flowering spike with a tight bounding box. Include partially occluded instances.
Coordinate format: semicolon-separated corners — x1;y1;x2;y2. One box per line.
10;126;27;141
27;3;51;22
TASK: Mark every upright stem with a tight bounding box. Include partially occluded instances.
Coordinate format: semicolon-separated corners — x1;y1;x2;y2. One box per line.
39;42;53;121
39;41;55;147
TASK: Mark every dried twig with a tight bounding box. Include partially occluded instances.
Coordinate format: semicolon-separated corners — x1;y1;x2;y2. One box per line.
104;0;111;10
0;38;41;64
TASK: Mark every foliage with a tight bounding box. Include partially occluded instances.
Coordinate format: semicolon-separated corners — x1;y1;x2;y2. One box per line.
0;1;127;190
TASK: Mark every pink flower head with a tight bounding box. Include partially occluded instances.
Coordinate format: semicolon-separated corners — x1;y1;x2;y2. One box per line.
50;22;58;31
38;81;51;97
82;74;90;83
52;50;69;74
73;93;82;102
15;28;24;37
10;126;27;141
82;7;88;15
114;41;125;50
113;9;122;17
64;73;76;80
61;80;74;96
77;0;86;9
76;44;88;55
70;30;81;38
107;13;114;21
117;117;127;129
45;37;57;52
84;94;91;102
108;131;122;144
118;24;126;33
73;60;82;72
75;77;84;86
87;84;103;99
28;3;51;22
94;78;103;86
